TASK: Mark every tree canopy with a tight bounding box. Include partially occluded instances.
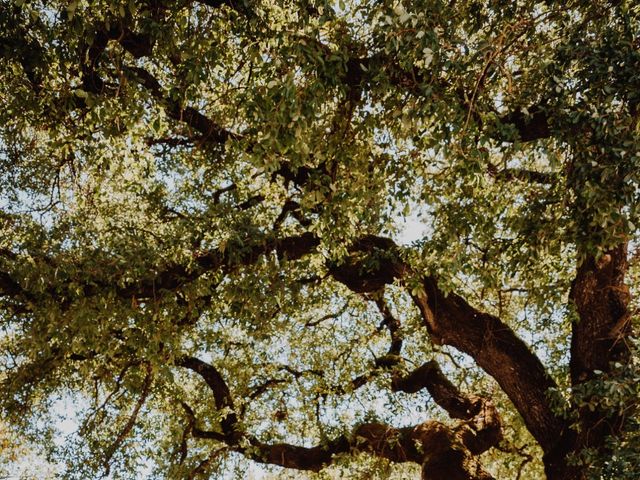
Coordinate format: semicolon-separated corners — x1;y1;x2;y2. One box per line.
1;0;639;478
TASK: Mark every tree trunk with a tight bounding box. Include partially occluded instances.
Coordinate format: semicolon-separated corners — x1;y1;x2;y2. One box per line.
543;243;632;480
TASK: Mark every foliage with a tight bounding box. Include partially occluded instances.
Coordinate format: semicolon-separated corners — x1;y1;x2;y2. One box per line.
0;0;639;478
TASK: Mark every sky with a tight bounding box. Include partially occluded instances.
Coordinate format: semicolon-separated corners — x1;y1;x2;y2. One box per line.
1;210;431;479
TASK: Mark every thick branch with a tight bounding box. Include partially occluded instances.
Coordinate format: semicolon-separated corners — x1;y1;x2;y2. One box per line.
327;236;562;452
195;0;254;16
0;270;25;297
176;356;238;438
487;164;556;185
329;235;405;293
413;278;560;451
121;232;319;298
80;25;153;94
544;242;633;478
179;347;500;479
392;360;502;455
392;360;476;420
569;243;631;384
0;27;46;93
498;105;551;142
0;230;319;313
242;415;497;480
242;434;350;471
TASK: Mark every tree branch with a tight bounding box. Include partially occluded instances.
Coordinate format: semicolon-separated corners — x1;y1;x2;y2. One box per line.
327;236;563;452
392;360;477;420
412;279;561;451
177;348;501;478
126;66;237;145
194;0;254;16
103;363;153;474
176;356;238;439
487;164;556;185
0;270;25;298
498;105;551;142
241;409;498;479
119;231;319;298
374;295;403;359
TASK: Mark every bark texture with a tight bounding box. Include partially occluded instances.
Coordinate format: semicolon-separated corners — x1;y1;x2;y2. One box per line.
545;243;632;480
179;355;502;479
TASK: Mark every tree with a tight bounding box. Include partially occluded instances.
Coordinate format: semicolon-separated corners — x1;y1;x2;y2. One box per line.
0;0;639;478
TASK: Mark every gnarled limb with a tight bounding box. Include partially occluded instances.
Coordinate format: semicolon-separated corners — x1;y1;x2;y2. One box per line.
412;279;561;451
392;360;479;420
177;354;502;480
326;236;563;453
244;420;496;480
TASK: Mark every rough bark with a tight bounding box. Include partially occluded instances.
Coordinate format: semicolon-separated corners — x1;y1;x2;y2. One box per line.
2;227;564;476
412;279;561;451
327;236;563;452
178;355;502;479
570;244;631;384
544;243;632;480
329;235;633;479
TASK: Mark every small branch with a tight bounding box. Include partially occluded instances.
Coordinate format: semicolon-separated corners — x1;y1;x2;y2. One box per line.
180;402;226;442
373;295;403;358
178;415;193;464
126;66;237;145
247;378;288;401
497;442;534;480
212;183;237;203
273;200;312;228
103;363;153;475
83;361;140;432
305;302;349;327
187;446;229;480
237;194;265;211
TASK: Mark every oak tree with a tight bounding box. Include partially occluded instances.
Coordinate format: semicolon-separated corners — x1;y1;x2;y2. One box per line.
1;0;639;478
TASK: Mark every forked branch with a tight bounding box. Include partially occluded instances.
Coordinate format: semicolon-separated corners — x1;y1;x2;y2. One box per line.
177;354;501;479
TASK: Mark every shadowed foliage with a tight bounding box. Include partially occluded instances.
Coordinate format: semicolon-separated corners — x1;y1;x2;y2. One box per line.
1;0;639;479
